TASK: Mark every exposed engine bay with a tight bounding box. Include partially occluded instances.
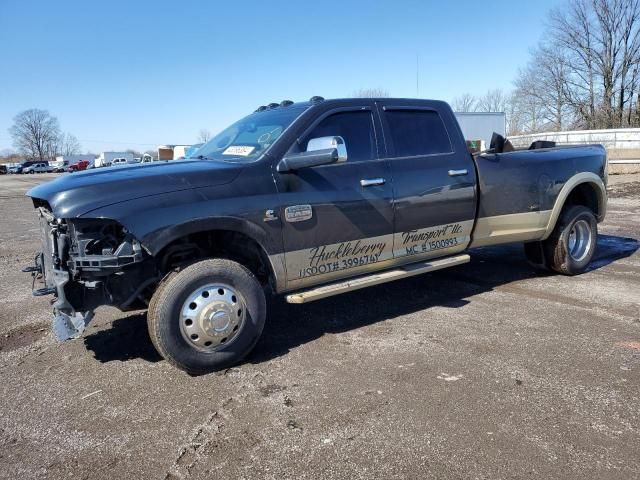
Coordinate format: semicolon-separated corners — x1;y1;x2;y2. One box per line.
26;204;155;341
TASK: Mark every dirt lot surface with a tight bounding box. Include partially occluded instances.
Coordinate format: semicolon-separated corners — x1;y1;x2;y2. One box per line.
0;172;639;479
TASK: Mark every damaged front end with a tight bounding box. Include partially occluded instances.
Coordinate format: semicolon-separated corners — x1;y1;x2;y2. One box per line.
24;203;155;341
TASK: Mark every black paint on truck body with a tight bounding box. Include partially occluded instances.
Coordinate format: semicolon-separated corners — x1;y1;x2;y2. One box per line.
26;98;608;315
474;145;607;219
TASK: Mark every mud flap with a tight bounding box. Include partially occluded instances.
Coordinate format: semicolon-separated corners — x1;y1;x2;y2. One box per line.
524;241;548;269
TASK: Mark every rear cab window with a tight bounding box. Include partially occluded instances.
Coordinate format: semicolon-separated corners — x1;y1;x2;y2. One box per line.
383;108;452;157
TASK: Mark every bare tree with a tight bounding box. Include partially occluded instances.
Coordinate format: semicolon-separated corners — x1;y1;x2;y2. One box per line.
198;129;211;143
613;0;640;126
9;109;61;160
45;134;61;160
60;133;81;156
547;0;640;128
477;89;507;112
451;93;478;112
550;0;597;128
352;88;390;98
514;43;572;131
505;92;527;136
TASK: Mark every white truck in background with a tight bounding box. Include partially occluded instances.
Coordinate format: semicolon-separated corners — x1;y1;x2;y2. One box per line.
94;152;134;168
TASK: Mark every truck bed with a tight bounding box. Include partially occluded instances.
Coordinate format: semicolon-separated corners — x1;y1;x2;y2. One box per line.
470;144;607;247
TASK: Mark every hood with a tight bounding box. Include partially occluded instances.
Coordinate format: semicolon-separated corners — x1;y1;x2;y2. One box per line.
27;160;243;218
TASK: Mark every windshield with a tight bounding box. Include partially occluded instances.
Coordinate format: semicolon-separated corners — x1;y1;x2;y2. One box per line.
191;106;306;162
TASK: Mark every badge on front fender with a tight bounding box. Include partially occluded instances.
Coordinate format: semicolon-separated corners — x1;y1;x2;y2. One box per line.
285;205;313;222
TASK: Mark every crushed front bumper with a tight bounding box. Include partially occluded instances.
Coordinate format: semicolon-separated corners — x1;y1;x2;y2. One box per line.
24;208;94;341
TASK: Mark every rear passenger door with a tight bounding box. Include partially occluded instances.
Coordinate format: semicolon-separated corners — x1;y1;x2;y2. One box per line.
378;102;477;262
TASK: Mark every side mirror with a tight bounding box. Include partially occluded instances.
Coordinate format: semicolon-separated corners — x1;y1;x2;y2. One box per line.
277;136;348;173
307;136;348;162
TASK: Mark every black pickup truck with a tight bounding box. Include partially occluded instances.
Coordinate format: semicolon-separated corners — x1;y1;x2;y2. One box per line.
25;97;608;374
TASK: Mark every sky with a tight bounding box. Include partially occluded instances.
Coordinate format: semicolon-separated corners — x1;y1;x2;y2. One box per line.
0;0;564;154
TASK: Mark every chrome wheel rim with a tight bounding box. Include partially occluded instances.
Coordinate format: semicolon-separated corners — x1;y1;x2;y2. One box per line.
568;219;592;262
179;283;246;352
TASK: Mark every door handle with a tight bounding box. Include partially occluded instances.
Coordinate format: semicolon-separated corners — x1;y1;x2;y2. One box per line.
360;178;386;187
448;169;468;177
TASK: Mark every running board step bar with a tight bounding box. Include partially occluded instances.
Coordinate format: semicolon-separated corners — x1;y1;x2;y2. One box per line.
286;253;470;304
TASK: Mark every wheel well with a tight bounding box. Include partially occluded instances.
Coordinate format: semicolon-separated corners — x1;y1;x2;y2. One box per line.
156;230;274;289
564;182;601;218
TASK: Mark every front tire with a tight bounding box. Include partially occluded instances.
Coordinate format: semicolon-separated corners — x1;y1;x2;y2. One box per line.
147;259;266;374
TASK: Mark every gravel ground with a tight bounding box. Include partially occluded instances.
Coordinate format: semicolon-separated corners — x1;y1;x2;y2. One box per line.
0;172;639;480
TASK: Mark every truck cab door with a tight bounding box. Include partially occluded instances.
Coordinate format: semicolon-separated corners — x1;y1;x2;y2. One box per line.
274;103;395;291
377;101;477;261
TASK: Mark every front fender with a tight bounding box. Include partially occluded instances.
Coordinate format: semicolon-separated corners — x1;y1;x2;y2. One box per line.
139;215;287;293
82;164;286;291
140;216;271;256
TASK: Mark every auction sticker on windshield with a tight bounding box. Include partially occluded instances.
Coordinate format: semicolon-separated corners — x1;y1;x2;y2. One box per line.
223;146;255;156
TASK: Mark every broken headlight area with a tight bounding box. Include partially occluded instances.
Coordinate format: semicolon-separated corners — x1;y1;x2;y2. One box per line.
67;219;144;275
65;219;156;311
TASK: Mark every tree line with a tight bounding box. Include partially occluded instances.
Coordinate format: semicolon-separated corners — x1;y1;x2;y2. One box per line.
9;109;81;160
453;0;640;135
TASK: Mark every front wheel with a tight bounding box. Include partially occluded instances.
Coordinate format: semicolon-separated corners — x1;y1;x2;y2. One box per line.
147;259;266;374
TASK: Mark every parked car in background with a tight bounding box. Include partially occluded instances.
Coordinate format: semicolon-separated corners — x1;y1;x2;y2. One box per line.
94;152;133;167
112;157;130;166
54;155;94;172
23;162;53;174
10;161;38;174
67;160;90;172
51;160;69;172
0;165;7;175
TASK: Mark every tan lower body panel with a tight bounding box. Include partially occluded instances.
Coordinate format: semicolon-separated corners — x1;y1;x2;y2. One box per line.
285;253;470;304
279;220;475;292
470;210;552;247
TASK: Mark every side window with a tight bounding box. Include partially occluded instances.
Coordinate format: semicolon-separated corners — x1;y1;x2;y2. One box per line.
384;110;452;157
303;110;376;162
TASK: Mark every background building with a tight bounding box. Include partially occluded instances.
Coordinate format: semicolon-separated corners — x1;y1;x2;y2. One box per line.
454;112;506;148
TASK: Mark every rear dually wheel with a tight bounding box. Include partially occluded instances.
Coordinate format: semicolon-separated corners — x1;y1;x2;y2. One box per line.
524;205;597;275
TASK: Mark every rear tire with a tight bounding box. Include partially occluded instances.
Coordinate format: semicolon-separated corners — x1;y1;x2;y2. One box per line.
542;205;597;275
147;259;266;374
